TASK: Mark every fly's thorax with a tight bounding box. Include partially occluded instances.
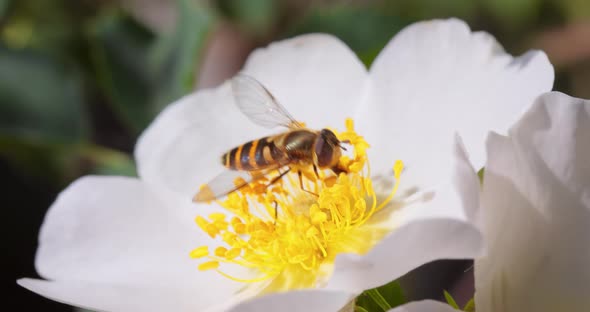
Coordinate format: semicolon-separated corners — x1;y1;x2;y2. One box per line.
281;129;318;163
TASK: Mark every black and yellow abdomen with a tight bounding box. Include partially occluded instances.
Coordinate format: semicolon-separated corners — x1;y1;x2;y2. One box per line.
221;136;286;171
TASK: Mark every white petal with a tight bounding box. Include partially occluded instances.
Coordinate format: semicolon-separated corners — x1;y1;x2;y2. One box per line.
242;34;369;130
327;136;484;292
327;218;482;293
387;300;459;312
508;91;590;207
392;134;482;226
359;18;553;189
475;92;590;312
135;84;270;197
27;176;239;311
228;290;355;312
18;278;232;312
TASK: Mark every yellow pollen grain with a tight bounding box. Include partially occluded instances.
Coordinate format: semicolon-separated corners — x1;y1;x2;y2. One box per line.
214;246;228;257
209;212;226;221
311;211;327;224
190;246;209;258
191;118;403;294
204;224;219;238
195;216;208;230
226;248;241;260
198;261;220;271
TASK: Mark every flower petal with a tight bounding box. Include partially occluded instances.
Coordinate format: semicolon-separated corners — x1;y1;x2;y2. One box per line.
392;134;482;226
508;92;589;206
135;84;271;197
18;278;231;312
227;290;355;312
327;135;484;292
359;18;553;188
24;176;239;311
327;218;482;292
241;33;369;129
475;92;590;312
386;300;459;312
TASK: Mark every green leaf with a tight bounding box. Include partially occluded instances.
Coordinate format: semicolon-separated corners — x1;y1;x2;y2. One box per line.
216;0;276;36
463;298;476;312
0;135;135;187
356;292;385;312
0;135;67;185
365;289;392;311
356;280;406;312
0;0;82;55
444;290;460;309
0;0;11;18
478;167;485;184
286;5;409;67
552;0;590;21
0;46;87;143
88;11;156;134
88;1;215;134
380;0;477;22
377;280;406;308
150;0;215;114
83;145;137;177
481;0;541;29
90;0;215;135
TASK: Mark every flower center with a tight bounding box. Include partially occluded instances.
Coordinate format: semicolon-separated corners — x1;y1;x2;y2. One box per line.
190;119;403;294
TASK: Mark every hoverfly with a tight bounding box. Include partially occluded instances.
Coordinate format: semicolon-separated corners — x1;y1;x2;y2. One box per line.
193;74;348;203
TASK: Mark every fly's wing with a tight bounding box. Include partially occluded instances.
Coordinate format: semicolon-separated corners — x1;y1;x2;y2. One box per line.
193;168;285;202
231;74;303;129
193;170;255;202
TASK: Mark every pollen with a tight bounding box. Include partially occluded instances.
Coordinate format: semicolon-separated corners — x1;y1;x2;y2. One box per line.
191;118;403;294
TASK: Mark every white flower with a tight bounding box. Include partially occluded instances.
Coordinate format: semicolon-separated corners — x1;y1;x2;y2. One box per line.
474;92;590;312
384;92;590;312
387;300;461;312
18;19;553;311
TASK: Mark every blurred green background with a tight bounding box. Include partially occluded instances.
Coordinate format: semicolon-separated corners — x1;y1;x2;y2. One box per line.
4;0;589;310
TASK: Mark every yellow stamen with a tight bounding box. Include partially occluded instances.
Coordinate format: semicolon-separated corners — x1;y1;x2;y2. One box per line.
190;246;209;258
192;118;403;294
214;246;228;257
198;261;220;271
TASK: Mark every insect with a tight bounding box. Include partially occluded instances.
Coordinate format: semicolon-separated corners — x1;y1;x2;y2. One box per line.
193;74;348;203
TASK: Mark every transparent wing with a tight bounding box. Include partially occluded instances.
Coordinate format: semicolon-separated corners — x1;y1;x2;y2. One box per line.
193;170;256;202
231;74;303;129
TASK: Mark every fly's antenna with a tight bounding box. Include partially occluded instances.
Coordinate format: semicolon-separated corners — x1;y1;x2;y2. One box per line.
338;139;350;151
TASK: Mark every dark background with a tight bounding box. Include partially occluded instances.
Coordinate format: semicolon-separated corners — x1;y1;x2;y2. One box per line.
4;0;590;310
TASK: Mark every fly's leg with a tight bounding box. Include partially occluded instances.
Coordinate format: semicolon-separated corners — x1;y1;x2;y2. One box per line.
265;168;290;223
267;167;291;188
298;170;319;197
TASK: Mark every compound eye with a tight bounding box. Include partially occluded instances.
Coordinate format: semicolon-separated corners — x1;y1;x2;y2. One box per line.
315;129;338;167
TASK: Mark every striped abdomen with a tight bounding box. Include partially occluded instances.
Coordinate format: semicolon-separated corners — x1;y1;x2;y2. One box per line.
221;136;286;171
